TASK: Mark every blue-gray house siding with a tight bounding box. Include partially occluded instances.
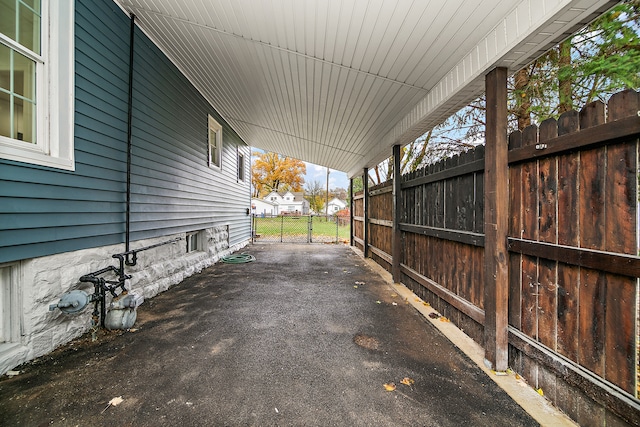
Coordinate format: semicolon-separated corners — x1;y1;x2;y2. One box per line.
0;0;251;264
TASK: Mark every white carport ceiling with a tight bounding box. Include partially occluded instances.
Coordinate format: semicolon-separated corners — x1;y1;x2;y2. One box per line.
115;0;616;177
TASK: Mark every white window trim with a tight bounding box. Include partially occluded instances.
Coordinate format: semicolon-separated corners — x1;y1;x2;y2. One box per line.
0;1;75;170
237;149;245;182
208;115;222;170
186;230;205;253
0;262;22;346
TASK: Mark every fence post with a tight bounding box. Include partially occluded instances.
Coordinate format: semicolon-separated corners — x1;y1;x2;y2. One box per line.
363;167;370;258
280;215;284;243
392;144;402;282
308;215;312;243
484;67;509;372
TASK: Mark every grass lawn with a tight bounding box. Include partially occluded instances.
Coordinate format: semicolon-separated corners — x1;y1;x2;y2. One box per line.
253;216;350;240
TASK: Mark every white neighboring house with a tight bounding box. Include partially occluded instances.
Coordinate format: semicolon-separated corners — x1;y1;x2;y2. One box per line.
325;198;347;215
251;198;279;216
253;191;310;215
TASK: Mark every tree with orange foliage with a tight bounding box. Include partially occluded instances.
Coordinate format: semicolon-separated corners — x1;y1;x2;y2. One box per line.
251;152;306;198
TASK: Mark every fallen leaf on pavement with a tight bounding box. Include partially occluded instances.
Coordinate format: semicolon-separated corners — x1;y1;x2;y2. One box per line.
383;383;396;391
400;377;415;386
101;396;124;413
428;313;440;319
109;396;124;406
439;317;450;322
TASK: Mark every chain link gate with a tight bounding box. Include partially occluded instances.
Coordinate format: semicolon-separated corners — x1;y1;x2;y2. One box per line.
251;215;349;243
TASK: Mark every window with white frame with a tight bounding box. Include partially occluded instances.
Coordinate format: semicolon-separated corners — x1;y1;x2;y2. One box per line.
186;230;203;253
237;150;244;181
208;115;222;169
0;263;20;345
0;0;75;170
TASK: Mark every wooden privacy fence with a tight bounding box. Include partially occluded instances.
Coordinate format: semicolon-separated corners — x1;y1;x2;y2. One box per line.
351;89;640;425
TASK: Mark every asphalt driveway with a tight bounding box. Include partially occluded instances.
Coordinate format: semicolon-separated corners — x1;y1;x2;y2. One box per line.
0;244;540;426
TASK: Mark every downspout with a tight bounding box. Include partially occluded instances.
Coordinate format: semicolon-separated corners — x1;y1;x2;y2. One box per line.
125;14;136;259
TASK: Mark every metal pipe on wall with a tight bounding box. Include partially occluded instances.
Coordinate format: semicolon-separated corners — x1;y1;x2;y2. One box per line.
125;14;136;257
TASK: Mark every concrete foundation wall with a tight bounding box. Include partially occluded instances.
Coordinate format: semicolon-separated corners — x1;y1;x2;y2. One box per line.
0;227;246;375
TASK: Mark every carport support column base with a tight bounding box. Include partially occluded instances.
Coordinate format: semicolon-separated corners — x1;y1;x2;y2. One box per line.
483;67;509;372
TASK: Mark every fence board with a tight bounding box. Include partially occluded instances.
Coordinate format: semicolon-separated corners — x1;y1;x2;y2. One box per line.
461;151;476;231
446;156;457;230
604;273;636;394
579;269;607;377
538;118;558;244
474;146;485;233
578;101;606;250
521;125;539;344
578;100;607;378
509;131;523;330
556;110;580;362
557;261;579;361
538;257;557;350
435;161;445;228
603;90;638;395
537;119;559;351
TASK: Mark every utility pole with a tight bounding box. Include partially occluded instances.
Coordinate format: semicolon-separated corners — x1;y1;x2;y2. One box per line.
326;167;330;219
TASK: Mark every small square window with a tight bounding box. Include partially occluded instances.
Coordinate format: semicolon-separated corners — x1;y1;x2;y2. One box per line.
208;115;222;169
186;231;202;253
238;151;245;181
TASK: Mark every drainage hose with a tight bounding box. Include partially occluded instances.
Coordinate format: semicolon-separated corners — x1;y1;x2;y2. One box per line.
221;253;256;263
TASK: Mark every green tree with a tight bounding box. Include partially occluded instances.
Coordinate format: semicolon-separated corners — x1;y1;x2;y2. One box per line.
379;0;640;174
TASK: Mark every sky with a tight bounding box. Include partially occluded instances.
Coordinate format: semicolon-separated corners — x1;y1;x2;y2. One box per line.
251;148;350;191
303;162;350;190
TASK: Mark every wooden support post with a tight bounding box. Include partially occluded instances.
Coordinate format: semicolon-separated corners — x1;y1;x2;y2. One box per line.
363;167;369;258
392;144;402;282
349;178;354;247
484;67;509;371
